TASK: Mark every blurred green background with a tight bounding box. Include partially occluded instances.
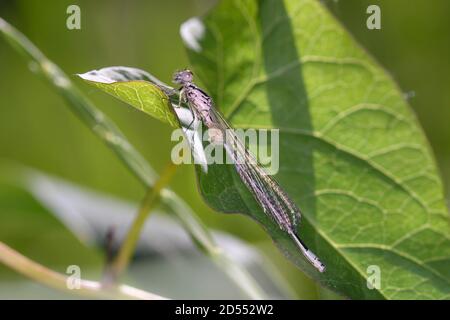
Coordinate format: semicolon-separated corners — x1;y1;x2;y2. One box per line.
0;0;448;299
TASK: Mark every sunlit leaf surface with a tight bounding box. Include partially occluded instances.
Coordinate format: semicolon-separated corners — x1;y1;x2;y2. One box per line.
78;67;179;127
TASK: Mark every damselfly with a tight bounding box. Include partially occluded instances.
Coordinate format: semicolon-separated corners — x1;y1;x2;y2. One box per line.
173;69;325;273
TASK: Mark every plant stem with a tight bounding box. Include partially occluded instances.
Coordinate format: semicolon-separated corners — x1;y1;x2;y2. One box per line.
0;242;166;300
0;17;267;299
108;162;178;281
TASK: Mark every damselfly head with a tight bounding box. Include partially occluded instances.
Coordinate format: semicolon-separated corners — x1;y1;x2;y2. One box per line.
173;69;193;85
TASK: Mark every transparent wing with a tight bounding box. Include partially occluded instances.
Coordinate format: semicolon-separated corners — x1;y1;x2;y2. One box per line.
208;107;325;272
209;108;299;228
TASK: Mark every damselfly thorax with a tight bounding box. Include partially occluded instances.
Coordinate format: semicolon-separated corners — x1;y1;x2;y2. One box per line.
183;83;225;145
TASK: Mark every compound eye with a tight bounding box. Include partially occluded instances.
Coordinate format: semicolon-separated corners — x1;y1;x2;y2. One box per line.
184;71;193;82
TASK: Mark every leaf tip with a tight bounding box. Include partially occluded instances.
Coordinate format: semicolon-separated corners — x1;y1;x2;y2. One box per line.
76;70;115;84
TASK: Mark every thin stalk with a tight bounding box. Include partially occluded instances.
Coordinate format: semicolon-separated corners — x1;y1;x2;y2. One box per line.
0;17;267;299
0;242;166;300
108;162;178;281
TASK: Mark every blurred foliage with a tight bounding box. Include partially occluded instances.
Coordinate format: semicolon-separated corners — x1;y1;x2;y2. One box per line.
0;0;449;299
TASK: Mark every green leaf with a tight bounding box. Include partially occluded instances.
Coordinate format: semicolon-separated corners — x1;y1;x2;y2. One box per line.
183;0;450;299
77;67;179;128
